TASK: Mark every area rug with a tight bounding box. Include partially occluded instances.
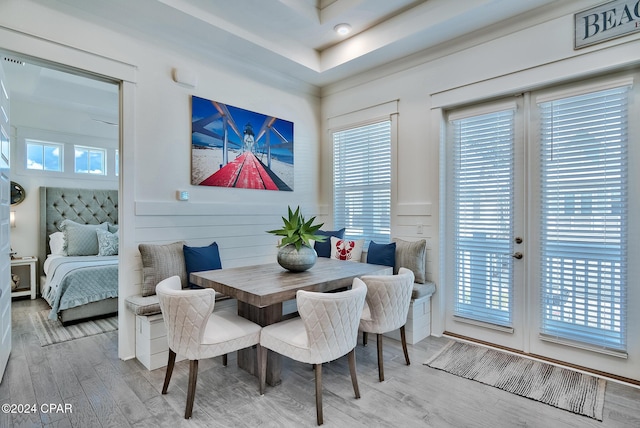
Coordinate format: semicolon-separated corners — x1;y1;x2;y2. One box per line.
424;341;606;421
29;310;118;346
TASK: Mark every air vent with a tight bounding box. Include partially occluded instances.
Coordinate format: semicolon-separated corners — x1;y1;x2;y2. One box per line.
3;57;25;66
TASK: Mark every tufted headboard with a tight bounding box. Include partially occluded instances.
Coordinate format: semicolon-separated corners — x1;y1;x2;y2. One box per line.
39;187;118;276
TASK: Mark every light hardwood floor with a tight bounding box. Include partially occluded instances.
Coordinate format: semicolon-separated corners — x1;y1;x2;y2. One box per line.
1;298;639;428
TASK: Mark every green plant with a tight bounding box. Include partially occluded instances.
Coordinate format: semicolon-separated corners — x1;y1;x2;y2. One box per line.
267;206;326;250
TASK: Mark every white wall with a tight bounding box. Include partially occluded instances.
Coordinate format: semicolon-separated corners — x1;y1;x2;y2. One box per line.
0;0;321;360
320;3;640;336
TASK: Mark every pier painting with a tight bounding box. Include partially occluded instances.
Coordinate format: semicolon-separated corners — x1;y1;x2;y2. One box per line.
191;96;294;191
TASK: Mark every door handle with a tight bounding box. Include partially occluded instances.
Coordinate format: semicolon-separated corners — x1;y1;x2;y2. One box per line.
512;252;523;260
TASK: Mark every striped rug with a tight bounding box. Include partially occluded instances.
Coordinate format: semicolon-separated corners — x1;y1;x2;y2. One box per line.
30;310;118;346
425;341;606;421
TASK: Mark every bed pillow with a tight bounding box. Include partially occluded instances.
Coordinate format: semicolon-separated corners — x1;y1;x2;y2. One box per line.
107;223;119;233
313;228;345;258
60;219;108;256
139;241;187;296
49;231;66;256
366;241;396;267
393;238;426;284
97;229;119;256
183;242;222;288
330;236;364;262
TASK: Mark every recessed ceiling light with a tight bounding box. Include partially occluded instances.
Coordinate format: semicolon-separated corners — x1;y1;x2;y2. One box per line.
334;23;352;36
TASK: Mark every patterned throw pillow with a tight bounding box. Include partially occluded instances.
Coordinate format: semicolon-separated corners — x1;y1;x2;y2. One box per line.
60;219;108;256
97;229;119;256
138;241;187;296
330;236;364;262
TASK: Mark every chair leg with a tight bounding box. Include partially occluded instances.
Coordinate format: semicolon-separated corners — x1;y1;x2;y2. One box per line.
400;325;410;366
363;331;368;346
376;333;384;382
259;344;267;395
347;348;360;399
222;353;228;366
314;363;323;425
184;360;199;419
162;349;176;394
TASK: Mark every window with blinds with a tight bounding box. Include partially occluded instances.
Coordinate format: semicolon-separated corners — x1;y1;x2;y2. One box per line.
538;86;628;351
333;120;391;246
449;109;515;327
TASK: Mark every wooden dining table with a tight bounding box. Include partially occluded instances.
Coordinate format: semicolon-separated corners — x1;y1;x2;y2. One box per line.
191;257;392;385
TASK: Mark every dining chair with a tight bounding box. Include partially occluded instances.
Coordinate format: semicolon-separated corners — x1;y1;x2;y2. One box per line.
156;276;262;419
359;267;415;382
259;278;367;426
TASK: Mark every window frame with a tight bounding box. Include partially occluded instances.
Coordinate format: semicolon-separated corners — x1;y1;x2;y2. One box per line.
74;144;107;175
328;101;398;249
25;138;64;172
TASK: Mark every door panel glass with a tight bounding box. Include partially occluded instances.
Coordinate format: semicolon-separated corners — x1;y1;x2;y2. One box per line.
450;110;515;327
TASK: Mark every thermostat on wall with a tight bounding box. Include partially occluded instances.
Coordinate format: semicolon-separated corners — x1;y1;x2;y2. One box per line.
177;190;189;201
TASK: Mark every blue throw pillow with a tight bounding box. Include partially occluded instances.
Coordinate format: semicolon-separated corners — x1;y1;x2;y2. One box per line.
367;241;396;267
183;242;222;288
314;228;346;258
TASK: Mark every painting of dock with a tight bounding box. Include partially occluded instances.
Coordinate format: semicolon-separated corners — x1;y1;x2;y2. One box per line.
191;96;294;191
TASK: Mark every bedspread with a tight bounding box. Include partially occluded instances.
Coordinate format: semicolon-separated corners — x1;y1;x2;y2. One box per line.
43;256;118;320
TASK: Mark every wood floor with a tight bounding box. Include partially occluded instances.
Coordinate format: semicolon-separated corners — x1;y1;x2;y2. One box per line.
2;298;639;428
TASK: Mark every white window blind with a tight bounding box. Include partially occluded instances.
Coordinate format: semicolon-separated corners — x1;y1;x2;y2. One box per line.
333;120;391;245
539;86;628;351
450;109;515;327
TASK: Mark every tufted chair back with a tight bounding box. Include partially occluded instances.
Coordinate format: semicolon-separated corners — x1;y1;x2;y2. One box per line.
296;279;367;364
359;267;414;334
259;278;367;425
156;275;217;360
358;267;415;382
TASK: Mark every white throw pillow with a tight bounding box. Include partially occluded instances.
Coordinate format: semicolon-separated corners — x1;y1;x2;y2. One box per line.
330;236;364;262
49;231;66;255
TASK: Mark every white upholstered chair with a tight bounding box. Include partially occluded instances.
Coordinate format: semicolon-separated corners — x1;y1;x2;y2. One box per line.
259;279;367;426
359;267;415;382
156;276;262;419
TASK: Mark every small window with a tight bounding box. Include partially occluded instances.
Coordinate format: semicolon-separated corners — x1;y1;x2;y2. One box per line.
75;145;106;175
26;139;63;171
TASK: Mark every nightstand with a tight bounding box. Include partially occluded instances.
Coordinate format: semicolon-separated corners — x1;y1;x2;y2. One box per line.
10;257;38;299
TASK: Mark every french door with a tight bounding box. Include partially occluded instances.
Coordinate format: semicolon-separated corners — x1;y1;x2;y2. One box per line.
443;73;640;381
444;99;526;351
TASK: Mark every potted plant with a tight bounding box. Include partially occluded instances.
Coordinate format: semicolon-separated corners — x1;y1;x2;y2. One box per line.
267;206;327;272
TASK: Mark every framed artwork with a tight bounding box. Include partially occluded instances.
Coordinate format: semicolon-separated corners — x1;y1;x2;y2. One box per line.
191;95;294;191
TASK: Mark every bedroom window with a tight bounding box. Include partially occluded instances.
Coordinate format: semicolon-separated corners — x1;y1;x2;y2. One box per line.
75;145;106;175
26;139;63;171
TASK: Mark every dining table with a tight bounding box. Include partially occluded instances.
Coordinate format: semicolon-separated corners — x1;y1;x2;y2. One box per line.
191;257;392;385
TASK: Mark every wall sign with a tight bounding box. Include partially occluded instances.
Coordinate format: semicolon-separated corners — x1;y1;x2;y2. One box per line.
575;0;640;49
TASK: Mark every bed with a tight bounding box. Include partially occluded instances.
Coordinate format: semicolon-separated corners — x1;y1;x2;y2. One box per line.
39;187;119;325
